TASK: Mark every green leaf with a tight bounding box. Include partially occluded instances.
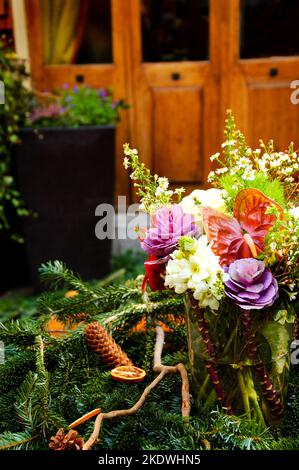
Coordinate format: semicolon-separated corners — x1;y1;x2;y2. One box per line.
260;321;290;375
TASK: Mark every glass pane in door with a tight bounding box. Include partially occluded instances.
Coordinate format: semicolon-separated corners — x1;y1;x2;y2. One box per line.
141;0;209;62
40;0;112;64
240;0;299;59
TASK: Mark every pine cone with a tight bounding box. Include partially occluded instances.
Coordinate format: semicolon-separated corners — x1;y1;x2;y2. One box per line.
85;321;132;368
49;428;84;451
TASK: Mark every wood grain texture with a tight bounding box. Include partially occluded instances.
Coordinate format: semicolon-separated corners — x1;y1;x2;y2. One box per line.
23;0;299;201
153;86;203;182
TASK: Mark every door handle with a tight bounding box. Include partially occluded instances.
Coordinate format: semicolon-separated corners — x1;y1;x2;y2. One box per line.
171;72;181;81
76;74;85;83
269;67;278;77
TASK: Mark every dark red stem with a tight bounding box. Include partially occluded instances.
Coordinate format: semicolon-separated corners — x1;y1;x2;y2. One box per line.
191;299;233;414
241;310;283;419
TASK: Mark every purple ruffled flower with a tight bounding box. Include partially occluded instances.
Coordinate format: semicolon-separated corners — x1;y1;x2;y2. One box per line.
141;204;200;258
224;258;278;310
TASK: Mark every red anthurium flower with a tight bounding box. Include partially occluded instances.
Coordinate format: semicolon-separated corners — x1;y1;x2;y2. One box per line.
142;255;168;292
202;189;283;266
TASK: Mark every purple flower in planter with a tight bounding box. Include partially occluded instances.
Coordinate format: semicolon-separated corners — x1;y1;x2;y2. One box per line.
110;100;120;109
29;103;63;123
141;204;200;258
99;88;108;100
224;258;278;310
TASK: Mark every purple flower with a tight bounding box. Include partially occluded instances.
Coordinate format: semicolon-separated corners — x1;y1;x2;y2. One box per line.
141;204;200;258
65;95;72;102
73;85;79;92
111;100;120;109
99;88;108;100
29;103;63;123
224;258;278;310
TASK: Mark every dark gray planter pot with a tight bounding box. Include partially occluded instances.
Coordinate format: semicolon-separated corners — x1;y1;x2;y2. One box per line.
15;125;115;290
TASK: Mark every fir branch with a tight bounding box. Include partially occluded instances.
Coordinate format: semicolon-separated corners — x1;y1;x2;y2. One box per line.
0;320;45;345
0;431;36;450
39;261;96;295
0;351;36;395
14;336;65;441
38;282;142;321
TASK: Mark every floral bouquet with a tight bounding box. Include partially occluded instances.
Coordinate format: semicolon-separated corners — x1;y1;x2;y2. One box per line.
124;111;299;426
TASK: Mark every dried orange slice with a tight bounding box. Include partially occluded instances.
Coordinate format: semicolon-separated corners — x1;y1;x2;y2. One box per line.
68;408;101;429
111;366;146;383
64;290;79;298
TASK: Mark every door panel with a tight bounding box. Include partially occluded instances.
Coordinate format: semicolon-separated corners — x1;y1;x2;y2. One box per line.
153;86;203;182
127;0;218;194
247;80;299;149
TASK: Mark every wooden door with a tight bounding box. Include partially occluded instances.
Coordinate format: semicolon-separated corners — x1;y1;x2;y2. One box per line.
222;0;299;151
25;0;130;198
126;0;221;193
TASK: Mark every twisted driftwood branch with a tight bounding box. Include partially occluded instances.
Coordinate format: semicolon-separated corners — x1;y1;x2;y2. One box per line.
82;325;190;450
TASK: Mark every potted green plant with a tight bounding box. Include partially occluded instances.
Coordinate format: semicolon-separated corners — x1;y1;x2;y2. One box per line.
15;85;128;290
0;40;32;292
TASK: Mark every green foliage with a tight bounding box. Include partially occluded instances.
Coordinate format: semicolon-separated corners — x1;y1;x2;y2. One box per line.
0;351;36;395
0;431;35;451
209;110;298;206
220;173;286;210
0;319;46;345
0;265;299;450
0;290;38;322
28;86;128;128
0;41;32;240
123;144;185;213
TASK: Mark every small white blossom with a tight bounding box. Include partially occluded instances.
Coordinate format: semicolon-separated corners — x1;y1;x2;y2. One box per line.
158;177;169;190
210;152;220;162
215;167;228;175
290;206;299;219
123;157;130;169
165;236;225;311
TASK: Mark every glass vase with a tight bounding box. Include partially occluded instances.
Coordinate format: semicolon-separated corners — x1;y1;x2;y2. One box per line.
185;292;294;426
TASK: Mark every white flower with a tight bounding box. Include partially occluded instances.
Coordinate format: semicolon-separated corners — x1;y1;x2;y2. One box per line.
210;152;220;162
158;177;169;190
207;171;216;182
221;140;236;148
180;189;227;229
165;236;225;311
215;167;228;175
241;168;255;180
155;187;164;197
123;157;130;169
237;156;251;168
290;206;299;219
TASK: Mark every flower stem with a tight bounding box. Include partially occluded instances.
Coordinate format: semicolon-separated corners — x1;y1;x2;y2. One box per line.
241;310;284;420
237;370;251;419
190;298;233;414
